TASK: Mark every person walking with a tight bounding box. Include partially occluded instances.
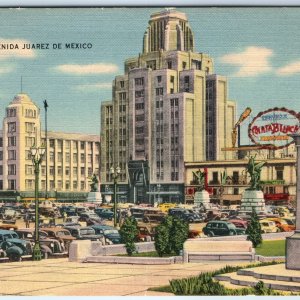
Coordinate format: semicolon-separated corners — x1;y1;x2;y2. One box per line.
24;212;30;228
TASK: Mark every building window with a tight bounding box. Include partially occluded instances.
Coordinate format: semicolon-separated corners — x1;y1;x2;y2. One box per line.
182;61;187;70
49;166;54;176
49;152;54;162
57;166;62;176
135;90;144;98
135;126;144;134
135;103;144;110
80;142;85;150
41;180;46;190
8;180;16;190
57;180;62;191
8;164;16;175
232;171;239;184
73;167;78;175
277;170;284;180
0;180;2;190
167;61;172;69
6;108;16;117
65;181;70;190
135;77;144;86
233;188;239;195
192;59;201;70
65;140;70;149
120;81;124;88
88;167;93;176
73;181;78;189
25;180;34;190
136;114;144;121
73;153;78;163
65;167;70;176
80;181;85;190
0;151;3;161
49;139;55;147
25;109;36;118
57;152;62;162
0;137;2;147
73;141;77;151
81;167;85;176
80;153;85;163
8;122;16;133
50;180;55;190
8;136;17;147
65;152;70;163
170;76;174;83
25;165;33;175
88;154;92;164
41;166;46;176
212;172;219;184
157;76;162;83
156;88;163;96
0;166;2;175
25;122;35;133
25;137;35;147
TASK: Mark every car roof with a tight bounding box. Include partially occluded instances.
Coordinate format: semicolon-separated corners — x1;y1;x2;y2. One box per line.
0;229;18;234
91;225;114;229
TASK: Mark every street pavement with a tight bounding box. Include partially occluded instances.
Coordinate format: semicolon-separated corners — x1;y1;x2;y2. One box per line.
0;258;248;296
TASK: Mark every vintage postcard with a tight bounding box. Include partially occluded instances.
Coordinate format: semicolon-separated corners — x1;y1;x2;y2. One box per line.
0;6;299;296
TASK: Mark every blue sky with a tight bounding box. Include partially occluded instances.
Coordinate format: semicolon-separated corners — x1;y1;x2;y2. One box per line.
0;7;300;140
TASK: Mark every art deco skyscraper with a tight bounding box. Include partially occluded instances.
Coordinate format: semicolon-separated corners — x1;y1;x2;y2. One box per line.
100;9;236;203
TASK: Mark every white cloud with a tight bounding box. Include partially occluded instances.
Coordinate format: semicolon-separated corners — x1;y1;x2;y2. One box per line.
0;38;36;59
0;65;14;74
54;63;118;75
276;61;300;76
75;82;112;91
220;46;273;77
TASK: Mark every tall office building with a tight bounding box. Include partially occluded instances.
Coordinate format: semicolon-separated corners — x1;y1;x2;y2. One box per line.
0;93;100;201
100;9;236;203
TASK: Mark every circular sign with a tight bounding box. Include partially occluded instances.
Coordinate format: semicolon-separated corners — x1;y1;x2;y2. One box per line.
248;107;300;149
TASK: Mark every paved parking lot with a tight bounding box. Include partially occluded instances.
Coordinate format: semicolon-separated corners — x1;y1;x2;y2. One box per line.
0;258;246;296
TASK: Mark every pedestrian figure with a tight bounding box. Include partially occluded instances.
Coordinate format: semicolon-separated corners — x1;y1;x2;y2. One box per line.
63;212;67;222
24;212;30;228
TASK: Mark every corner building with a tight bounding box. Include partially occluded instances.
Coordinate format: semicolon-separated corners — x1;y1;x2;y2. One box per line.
100;9;236;203
0;93;100;202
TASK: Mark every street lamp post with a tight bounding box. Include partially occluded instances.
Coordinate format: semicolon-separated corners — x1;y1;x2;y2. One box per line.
31;145;46;261
110;166;121;228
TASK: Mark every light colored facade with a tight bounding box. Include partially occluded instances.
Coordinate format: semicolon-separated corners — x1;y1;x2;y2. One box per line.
185;145;297;206
100;9;236;203
0;93;100;199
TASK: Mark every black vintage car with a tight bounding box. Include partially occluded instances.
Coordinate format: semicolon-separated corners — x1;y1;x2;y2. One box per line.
64;226;104;242
0;229;33;261
203;220;246;237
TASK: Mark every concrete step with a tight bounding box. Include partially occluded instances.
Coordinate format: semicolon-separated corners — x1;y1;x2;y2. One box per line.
215;267;300;292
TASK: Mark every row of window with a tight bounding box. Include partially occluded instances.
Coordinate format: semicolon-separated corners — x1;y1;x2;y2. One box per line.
25;179;87;191
6;108;37;119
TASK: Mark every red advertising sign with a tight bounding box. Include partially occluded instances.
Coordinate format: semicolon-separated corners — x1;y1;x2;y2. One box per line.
248;107;300;149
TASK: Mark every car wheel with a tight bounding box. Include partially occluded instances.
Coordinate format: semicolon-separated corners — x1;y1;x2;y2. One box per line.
188;218;194;223
8;253;22;262
207;231;214;237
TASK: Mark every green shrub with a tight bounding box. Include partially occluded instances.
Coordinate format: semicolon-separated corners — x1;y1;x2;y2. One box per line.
154;216;189;256
246;208;262;248
167;261;285;296
119;216;139;256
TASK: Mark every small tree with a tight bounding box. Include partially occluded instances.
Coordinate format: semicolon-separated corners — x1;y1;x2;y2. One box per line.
170;217;189;255
246;209;262;248
155;216;189;256
119;216;139;256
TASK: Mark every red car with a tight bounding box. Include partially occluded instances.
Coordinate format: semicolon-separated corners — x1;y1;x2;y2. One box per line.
228;219;248;229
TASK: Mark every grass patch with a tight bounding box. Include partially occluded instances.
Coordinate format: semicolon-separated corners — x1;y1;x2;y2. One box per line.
255;240;285;257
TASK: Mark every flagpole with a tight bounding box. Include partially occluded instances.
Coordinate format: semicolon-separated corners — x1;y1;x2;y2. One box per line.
43;100;48;200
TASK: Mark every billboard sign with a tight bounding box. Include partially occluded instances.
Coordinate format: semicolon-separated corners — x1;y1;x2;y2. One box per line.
248;107;300;149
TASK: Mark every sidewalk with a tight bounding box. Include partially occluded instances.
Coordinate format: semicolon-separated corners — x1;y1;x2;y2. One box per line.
0;258;247;296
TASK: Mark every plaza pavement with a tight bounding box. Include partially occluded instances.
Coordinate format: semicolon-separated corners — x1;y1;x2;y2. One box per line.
0;258;247;296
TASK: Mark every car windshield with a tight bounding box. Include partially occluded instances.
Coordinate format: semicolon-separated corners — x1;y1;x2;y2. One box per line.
57;231;71;236
80;229;95;235
104;229;118;235
284;219;295;225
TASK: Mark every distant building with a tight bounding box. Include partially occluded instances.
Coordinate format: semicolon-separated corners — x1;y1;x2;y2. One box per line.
100;9;236;204
0;93;100;202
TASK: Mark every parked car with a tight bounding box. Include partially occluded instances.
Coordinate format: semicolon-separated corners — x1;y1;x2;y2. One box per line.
0;229;33;261
90;225;121;244
266;218;295;232
42;227;75;252
157;203;177;213
168;208;204;223
78;213;102;225
94;208;114;220
15;229;66;257
259;220;280;233
137;224;157;241
64;226;104;242
203;220;246;237
142;209;166;223
228;219;248;229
